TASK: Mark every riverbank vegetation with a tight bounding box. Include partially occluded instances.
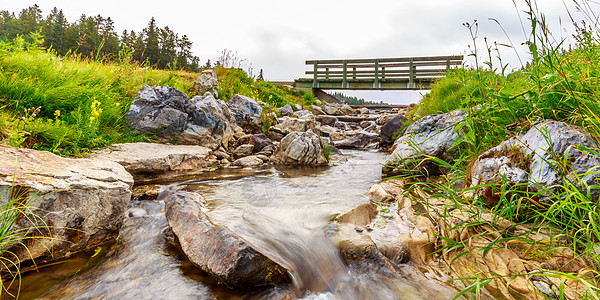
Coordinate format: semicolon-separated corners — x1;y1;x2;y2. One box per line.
0;34;311;156
402;1;600;298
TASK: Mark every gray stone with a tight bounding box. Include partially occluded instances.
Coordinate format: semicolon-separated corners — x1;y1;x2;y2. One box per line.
293;110;313;119
180;93;237;149
277;104;293;117
310;105;326;115
340;104;355;115
276;131;328;166
272;116;317;133
0;145;133;266
380;115;408;144
162;190;291;288
317;125;338;137
232;155;264;167
333;130;380;149
359;107;370;115
471;120;600;202
227;94;263;132
322;104;342;116
91;142;218;182
294;104;302;111
251;134;274;152
382;110;467;177
190;69;219;97
316;115;337;126
233;144;254;159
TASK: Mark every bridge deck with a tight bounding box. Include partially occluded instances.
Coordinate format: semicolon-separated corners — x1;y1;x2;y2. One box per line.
295;55;463;90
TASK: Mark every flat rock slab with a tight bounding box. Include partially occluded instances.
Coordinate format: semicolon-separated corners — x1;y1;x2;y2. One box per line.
0;145;133;265
163;190;291;289
91;142;218;182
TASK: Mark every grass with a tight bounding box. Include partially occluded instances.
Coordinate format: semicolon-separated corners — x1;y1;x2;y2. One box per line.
393;1;600;298
0;33;313;156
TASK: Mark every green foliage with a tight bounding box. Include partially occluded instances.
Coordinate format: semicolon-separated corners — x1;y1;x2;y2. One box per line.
330;92;388;105
215;67;314;107
0;34;193;155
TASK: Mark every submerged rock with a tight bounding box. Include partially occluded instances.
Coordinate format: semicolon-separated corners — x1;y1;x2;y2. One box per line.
91;142;218;182
162;190;291;288
0;145;133;266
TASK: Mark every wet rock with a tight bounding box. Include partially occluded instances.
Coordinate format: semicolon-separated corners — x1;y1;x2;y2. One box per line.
337;202;378;226
227;94;263;132
332;131;380;149
233;144;254;159
127;207;147;218
382;110;467;177
162;190;291;288
91;142;218;182
315;115;337;126
380;115;407;145
359;121;371;128
233;155;264;167
190;69;219;97
276;131;328;166
277;104;293;117
132;184;161;200
0;145;133;266
471;120;600;204
364;184;395;203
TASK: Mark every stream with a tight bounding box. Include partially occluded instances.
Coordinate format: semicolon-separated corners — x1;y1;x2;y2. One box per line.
9;150;459;300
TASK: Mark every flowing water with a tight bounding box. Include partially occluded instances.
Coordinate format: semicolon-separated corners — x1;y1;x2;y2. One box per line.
7;150;460;300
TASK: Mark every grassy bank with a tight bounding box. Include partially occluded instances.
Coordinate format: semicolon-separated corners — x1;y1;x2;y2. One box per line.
0;33;312;156
401;2;600;298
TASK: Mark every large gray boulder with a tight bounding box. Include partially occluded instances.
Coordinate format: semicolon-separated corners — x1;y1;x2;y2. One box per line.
332;130;380;149
272;116;317;133
276;131;328;166
382;110;467;177
162;190;291;288
125;86;236;150
90;142;218;182
179;93;236;149
277;104;293;117
471;120;600;203
0;145;133;266
227;94;263;132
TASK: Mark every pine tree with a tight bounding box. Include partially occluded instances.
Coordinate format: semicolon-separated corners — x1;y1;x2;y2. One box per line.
18;5;42;36
143;17;160;67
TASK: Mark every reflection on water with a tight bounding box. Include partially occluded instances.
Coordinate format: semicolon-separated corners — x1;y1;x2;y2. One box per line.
7;150;461;299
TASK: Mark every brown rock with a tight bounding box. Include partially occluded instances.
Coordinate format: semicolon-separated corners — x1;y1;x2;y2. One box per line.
233;156;264;167
337;202;377;226
163;191;291;288
233;144;254;159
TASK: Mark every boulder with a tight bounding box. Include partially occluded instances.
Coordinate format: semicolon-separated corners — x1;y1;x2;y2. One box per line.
322;105;342;116
272;116;317;133
251;134;274;152
227;94;263;132
0;145;133;266
276;131;328;166
310;105;326;115
233;144;254;159
294;104;302;111
162;190;291;288
277;104;293;117
359;107;370;115
125;86;236;150
377;114;397;126
380;115;408;144
340;105;355;115
293;110;313;119
190;69;219;97
315;115;337;126
316;125;337;137
91;142;218;182
382;110;467;177
233;156;265;167
470;120;600;204
332;130;380;149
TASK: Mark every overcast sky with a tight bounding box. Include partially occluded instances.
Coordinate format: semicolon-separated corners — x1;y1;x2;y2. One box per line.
3;0;597;104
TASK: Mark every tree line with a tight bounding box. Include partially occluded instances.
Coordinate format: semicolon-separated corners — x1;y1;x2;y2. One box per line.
331;92;388;105
0;5;203;71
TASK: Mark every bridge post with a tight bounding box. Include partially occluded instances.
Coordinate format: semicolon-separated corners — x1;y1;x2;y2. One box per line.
342;61;348;89
409;58;414;88
312;61;318;88
374;60;379;89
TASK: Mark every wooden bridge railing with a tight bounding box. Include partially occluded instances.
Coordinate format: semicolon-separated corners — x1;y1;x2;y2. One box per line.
294;55;463;90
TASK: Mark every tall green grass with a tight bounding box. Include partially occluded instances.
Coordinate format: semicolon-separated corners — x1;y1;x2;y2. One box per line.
0;33;312;156
398;1;600;298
